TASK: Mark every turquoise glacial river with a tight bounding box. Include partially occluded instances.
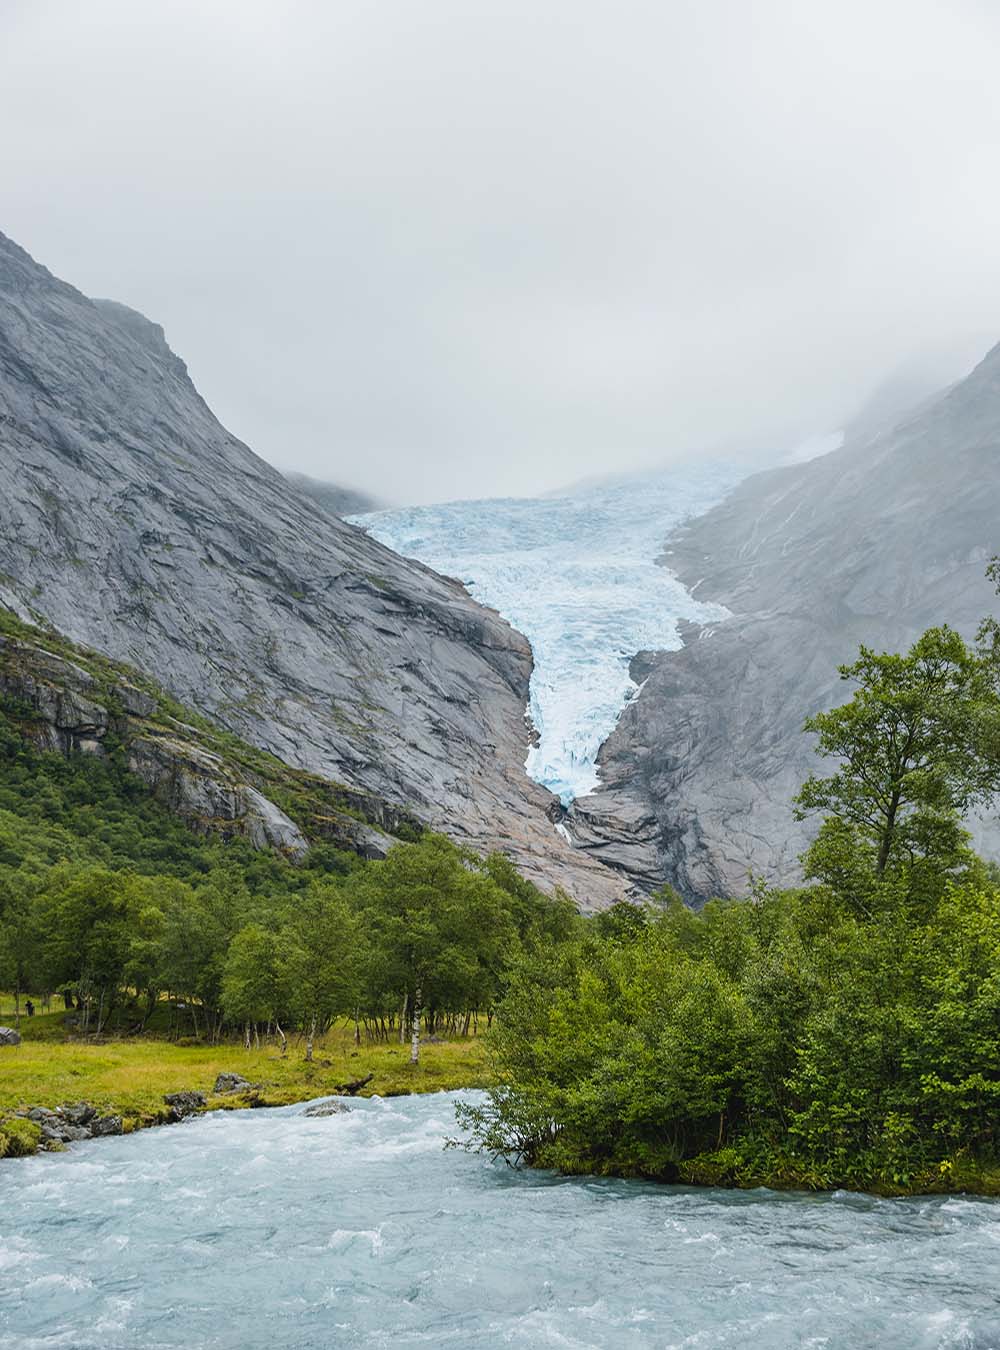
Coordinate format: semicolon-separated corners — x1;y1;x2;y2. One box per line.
1;1091;998;1348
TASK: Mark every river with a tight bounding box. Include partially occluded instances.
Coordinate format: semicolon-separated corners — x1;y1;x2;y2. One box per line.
1;1092;998;1348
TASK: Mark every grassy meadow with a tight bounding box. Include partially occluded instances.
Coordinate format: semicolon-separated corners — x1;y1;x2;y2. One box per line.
0;1001;489;1151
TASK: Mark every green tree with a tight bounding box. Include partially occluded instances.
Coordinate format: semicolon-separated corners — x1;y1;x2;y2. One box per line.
795;626;1000;892
35;865;135;1033
352;834;515;1063
221;923;290;1049
0;876;40;1027
278;883;362;1059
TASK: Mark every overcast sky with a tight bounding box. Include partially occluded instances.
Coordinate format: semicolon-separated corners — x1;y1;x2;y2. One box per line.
2;1;1000;504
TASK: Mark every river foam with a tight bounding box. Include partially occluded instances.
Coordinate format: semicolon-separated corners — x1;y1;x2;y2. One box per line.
1;1092;999;1348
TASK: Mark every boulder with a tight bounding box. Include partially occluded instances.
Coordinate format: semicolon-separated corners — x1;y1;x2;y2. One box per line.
302;1100;350;1117
213;1072;257;1095
61;1102;97;1127
0;1027;21;1047
89;1114;123;1137
163;1090;207;1121
46;1123;91;1143
20;1103;124;1146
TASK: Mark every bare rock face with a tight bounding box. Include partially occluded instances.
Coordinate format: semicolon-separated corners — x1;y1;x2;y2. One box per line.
0;231;623;908
575;345;1000;902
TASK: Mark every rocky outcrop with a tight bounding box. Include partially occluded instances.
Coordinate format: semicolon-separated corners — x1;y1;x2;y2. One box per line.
163;1091;207;1120
0;230;624;909
25;1103;123;1144
0;633;310;857
575;344;1000;902
0;1027;21;1047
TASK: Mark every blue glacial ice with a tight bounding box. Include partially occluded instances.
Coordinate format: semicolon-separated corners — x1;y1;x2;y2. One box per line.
351;460;746;804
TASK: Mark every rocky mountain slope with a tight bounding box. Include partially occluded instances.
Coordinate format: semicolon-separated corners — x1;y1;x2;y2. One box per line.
0;231;624;909
0;609;424;858
573;343;1000;900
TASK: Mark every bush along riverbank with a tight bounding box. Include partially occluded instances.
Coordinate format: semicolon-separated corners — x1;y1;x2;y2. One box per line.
458;618;1000;1197
458;875;1000;1198
0;1020;489;1158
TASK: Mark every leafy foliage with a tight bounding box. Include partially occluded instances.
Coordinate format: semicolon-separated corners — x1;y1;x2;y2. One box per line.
460;579;1000;1194
0;701;573;1049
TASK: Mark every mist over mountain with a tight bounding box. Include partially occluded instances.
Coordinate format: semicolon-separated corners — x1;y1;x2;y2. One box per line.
284;471;383;519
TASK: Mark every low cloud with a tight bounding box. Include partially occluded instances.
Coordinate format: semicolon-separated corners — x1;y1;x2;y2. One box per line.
3;0;999;502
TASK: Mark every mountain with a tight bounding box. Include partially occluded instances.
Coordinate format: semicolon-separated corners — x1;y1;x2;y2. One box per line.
0;231;625;909
572;345;1000;901
0;609;421;858
284;471;382;518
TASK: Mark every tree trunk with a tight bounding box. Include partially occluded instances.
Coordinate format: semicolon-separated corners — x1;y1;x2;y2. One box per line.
305;1014;316;1062
399;992;408;1044
13;981;20;1032
275;1020;287;1056
876;787;902;876
410;986;422;1065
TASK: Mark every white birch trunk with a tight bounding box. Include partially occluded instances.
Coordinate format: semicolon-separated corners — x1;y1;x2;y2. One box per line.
410;986;422;1065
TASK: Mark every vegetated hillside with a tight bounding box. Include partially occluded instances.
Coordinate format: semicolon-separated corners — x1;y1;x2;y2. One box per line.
0;231;624;909
0;607;419;862
284;470;382;518
572;342;1000;901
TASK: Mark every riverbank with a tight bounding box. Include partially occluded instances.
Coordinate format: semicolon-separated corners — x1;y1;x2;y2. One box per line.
0;1012;489;1157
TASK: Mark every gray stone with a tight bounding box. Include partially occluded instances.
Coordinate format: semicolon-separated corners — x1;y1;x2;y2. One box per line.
89;1114;123;1137
163;1091;207;1120
213;1073;255;1095
41;1122;89;1144
60;1102;96;1126
302;1100;350;1117
0;1027;21;1047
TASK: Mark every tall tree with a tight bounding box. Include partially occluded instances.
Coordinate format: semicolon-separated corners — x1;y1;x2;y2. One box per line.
796;626;1000;894
352;834;515;1064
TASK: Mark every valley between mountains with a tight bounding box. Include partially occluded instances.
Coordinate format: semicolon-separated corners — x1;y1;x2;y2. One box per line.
2;228;999;905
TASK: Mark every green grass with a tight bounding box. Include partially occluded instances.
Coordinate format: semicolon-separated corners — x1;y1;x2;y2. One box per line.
0;1011;490;1152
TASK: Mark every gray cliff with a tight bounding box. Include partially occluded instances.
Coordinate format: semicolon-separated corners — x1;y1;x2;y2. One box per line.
0;231;624;909
572;343;1000;901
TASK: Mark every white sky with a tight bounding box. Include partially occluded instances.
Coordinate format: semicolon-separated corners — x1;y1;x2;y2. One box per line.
2;0;999;503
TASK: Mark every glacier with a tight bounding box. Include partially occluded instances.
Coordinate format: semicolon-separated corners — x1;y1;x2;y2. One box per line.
351;461;746;804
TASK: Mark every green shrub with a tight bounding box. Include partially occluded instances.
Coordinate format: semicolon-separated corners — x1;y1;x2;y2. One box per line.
0;1116;41;1157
